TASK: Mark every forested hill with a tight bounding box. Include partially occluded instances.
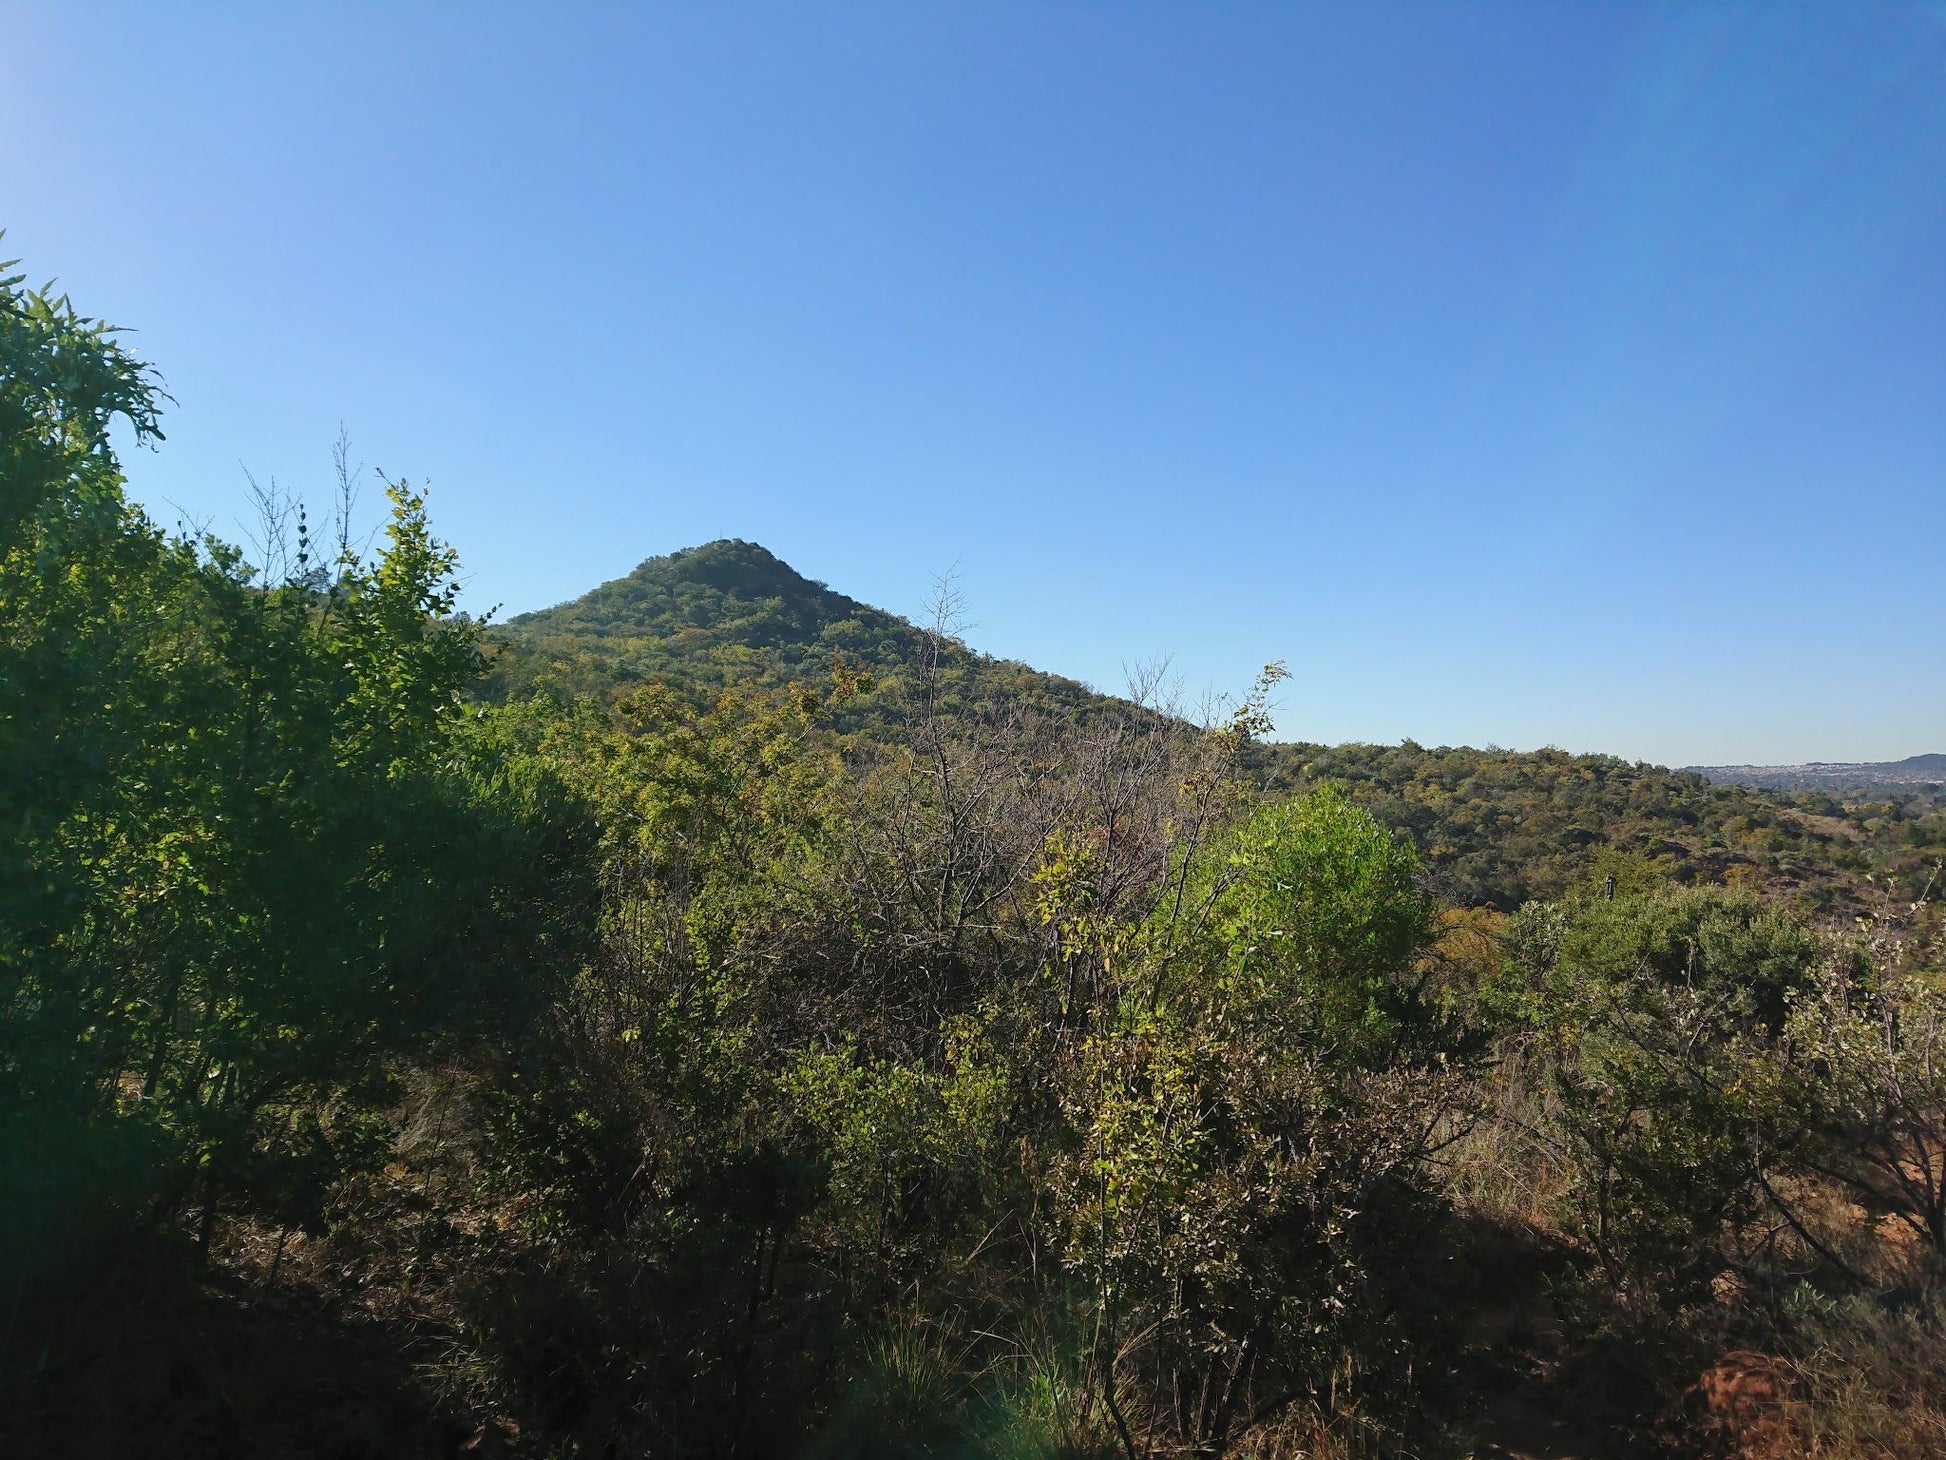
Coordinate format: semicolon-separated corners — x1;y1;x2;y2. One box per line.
491;540;1944;915
495;538;910;690
486;537;1137;732
1257;740;1943;914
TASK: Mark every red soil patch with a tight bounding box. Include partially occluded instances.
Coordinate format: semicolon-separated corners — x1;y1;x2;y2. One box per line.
1664;1350;1801;1460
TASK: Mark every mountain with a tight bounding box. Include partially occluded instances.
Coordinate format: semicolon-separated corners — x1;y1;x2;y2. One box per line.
1686;755;1946;792
485;538;1139;733
490;541;1946;914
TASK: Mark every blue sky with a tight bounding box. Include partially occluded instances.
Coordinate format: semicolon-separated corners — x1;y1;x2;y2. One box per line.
5;2;1943;765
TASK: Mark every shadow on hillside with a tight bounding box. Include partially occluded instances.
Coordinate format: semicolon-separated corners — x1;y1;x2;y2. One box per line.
1442;1214;1662;1460
4;1234;471;1460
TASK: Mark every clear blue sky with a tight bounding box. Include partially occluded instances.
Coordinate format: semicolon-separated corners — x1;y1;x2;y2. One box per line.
6;2;1943;765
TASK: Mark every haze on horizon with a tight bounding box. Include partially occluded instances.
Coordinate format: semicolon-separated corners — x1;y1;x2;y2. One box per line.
4;2;1942;767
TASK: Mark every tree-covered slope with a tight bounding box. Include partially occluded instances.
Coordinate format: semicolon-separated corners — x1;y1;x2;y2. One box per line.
495;539;911;688
487;538;1138;735
1260;740;1944;913
491;540;1945;916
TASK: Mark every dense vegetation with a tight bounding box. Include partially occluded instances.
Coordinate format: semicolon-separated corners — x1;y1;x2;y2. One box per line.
1261;742;1946;916
488;539;1136;738
498;543;1945;920
8;255;1946;1459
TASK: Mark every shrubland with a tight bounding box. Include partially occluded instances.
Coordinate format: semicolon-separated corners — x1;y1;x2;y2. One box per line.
494;540;1944;924
6;252;1946;1459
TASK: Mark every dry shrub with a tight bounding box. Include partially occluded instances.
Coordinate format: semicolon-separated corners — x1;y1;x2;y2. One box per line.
1759;1289;1946;1460
1438;1041;1569;1230
1225;1399;1401;1460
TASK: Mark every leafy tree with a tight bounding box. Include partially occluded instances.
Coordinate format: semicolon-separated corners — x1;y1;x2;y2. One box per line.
1056;788;1468;1457
1785;955;1946;1260
0;252;596;1345
1512;889;1824;1297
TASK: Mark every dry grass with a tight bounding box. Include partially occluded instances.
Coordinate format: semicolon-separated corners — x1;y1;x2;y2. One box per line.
1435;1052;1946;1460
1437;1044;1571;1232
1747;1288;1946;1460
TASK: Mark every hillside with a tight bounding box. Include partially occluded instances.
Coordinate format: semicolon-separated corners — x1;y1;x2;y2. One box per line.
1268;739;1946;913
487;538;1139;734
493;541;1945;917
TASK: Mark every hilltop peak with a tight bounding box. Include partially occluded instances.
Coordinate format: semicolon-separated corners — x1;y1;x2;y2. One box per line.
533;545;860;622
495;538;905;703
631;539;821;597
490;538;1126;732
510;539;868;633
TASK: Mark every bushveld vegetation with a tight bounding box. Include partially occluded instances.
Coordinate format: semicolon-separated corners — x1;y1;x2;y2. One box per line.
6;254;1946;1458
